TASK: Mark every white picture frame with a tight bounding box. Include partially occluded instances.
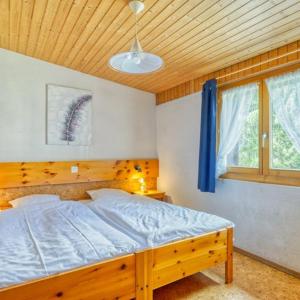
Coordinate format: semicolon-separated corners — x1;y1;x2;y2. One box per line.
46;84;92;146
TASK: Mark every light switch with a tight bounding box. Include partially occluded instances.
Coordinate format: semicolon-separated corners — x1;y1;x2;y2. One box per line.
71;165;79;174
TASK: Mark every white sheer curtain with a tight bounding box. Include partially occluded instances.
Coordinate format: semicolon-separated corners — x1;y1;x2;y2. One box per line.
216;83;258;177
266;69;300;153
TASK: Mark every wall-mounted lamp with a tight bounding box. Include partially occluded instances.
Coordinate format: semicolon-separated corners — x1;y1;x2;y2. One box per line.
134;165;147;193
134;164;142;172
138;177;147;193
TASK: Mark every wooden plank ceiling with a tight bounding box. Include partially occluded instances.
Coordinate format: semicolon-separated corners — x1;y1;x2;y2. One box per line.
1;0;300;94
157;40;300;104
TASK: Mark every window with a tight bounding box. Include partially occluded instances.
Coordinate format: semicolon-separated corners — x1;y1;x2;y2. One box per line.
217;65;300;186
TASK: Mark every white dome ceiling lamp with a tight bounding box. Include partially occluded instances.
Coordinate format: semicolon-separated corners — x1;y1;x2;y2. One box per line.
109;0;164;74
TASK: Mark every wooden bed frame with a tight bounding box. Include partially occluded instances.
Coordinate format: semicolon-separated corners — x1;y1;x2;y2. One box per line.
0;159;233;299
136;227;233;299
0;227;233;300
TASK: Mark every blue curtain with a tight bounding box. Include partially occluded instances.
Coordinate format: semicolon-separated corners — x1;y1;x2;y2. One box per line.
198;79;217;193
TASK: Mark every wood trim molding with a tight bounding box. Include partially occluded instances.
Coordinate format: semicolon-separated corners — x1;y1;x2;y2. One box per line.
156;40;300;105
0;159;158;189
234;247;300;279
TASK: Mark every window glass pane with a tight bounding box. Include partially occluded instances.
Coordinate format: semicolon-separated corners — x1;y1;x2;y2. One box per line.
218;82;259;176
218;83;259;176
271;115;300;169
224;85;259;168
267;70;300;170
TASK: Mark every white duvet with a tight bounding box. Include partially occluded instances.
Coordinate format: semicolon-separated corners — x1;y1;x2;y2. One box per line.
1;195;234;288
0;201;139;288
88;194;234;247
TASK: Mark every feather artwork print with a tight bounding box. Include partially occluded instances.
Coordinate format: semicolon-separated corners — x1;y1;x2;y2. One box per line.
61;94;92;144
47;85;92;146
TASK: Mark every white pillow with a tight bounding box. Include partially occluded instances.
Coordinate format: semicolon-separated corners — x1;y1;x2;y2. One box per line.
79;199;92;204
9;194;60;208
87;188;130;201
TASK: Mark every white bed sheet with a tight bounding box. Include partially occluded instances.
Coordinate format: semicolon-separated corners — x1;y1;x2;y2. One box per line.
0;201;139;288
88;194;234;247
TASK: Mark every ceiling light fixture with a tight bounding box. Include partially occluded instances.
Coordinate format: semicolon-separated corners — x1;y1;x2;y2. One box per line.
109;0;164;74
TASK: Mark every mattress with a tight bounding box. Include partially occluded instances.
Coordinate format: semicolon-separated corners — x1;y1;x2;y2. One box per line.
0;201;139;288
88;194;234;247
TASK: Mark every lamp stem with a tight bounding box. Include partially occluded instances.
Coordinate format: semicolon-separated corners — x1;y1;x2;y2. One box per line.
130;11;143;53
135;13;138;39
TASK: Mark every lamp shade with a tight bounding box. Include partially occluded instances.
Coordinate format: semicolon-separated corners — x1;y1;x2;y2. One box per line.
108;1;164;74
109;51;163;74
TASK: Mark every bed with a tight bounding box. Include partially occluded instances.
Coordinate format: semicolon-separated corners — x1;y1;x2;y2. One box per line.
87;190;233;248
0;159;234;300
0;195;233;300
87;190;234;297
0;200;141;288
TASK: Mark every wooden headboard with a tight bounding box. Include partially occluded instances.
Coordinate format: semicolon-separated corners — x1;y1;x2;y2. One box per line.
0;159;158;207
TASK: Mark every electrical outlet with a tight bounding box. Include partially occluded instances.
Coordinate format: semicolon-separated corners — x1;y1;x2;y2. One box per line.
71;166;79;174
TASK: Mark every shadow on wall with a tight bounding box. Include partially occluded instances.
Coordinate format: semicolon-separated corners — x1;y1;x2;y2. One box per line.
164;195;173;203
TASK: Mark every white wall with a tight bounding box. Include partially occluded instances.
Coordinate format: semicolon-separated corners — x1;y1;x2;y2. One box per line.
0;49;157;161
157;93;300;273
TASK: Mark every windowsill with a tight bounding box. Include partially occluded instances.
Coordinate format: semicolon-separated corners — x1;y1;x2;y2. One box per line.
221;172;300;187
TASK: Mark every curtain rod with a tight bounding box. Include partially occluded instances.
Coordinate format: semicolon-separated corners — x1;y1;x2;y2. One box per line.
215;48;300;81
191;48;300;88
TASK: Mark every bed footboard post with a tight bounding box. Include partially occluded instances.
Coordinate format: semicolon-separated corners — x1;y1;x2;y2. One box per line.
225;227;233;284
136;250;153;300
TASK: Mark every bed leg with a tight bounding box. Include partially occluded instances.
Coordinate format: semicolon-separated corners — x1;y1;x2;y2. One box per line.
225;227;233;284
136;250;153;300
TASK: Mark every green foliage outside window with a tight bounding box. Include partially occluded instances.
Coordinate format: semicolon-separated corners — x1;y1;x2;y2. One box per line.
271;115;300;170
229;96;259;168
229;100;300;170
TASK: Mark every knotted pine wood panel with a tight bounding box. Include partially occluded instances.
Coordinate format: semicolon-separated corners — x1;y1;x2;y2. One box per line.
0;159;158;189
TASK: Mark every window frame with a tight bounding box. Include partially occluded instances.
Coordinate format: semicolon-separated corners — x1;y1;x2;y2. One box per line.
217;62;300;187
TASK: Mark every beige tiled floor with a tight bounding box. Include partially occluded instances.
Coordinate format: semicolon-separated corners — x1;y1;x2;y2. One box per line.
154;252;300;300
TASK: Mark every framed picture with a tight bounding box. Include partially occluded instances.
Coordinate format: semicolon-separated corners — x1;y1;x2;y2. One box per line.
46;84;92;146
